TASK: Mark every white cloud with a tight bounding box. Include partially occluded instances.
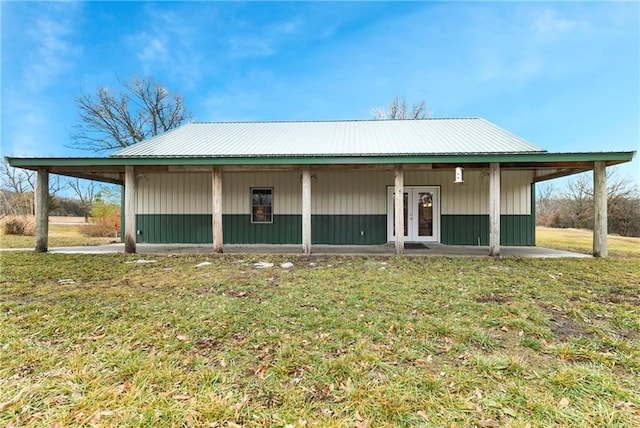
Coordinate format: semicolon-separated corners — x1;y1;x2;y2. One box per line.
23;4;82;92
224;16;303;59
136;34;170;64
533;9;579;34
123;6;211;89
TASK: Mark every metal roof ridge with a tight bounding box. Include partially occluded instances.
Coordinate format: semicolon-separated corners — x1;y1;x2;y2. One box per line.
190;117;483;124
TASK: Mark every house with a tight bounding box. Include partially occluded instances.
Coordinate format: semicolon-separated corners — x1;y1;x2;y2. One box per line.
7;118;635;256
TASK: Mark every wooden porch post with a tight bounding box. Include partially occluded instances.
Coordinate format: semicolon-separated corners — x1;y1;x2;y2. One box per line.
302;165;312;254
394;165;404;256
35;168;49;253
213;167;223;253
489;162;501;257
593;161;608;257
124;166;137;254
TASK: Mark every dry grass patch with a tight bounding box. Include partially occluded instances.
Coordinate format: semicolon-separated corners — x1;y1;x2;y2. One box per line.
536;226;640;258
1;218;115;249
1;254;639;427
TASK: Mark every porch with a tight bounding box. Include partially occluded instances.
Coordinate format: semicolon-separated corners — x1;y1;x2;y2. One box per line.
43;242;591;258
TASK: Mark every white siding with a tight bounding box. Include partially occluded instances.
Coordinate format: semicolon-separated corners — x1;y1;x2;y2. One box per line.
136;172;211;214
224;171;301;215
135;168;533;216
501;170;532;215
312;170;389;215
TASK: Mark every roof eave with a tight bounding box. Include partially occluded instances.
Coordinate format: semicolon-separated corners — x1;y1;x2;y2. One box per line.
6;151;635;167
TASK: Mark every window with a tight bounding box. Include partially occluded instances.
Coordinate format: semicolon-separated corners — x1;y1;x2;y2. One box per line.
251;188;273;223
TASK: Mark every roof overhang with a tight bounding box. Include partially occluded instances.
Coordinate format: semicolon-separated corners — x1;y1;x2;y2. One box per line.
6;151;636;185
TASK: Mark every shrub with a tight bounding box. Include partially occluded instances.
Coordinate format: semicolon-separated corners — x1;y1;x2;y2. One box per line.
80;220;118;238
2;217;35;236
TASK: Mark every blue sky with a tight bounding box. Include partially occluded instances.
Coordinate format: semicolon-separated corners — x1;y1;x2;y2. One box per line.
2;1;639;185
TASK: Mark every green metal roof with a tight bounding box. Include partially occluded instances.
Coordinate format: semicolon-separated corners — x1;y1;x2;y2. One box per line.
6;151;636;167
112;118;545;158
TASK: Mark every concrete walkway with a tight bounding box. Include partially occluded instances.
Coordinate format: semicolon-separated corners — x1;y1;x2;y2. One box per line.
13;242;592;258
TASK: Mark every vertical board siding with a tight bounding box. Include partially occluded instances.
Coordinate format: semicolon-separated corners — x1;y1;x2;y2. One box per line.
137;172;212;214
224;214;302;244
441;215;490;245
312;170;389;214
224;171;301;215
312;215;387;244
441;215;534;246
501;171;532;215
136;214;212;243
137;169;533;216
134;169;535;245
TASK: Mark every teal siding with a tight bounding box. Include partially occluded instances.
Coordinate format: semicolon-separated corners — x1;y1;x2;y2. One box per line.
135;214;383;244
136;214;212;243
441;215;490;245
501;216;535;246
442;215;535;246
312;215;386;244
137;213;533;246
224;215;301;244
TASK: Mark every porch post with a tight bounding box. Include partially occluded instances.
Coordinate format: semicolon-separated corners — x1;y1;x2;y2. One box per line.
489;162;501;257
593;161;608;257
35;168;49;253
124;166;137;254
394;165;404;256
213;166;223;253
302;165;312;254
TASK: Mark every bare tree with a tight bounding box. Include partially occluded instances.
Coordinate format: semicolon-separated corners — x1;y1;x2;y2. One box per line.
71;75;189;152
535;183;556;226
0;161;36;216
0;161;65;216
540;171;640;236
563;174;593;229
69;178;98;222
371;96;432;120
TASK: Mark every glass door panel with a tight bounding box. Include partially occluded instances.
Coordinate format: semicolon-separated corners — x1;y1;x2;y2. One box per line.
417;192;433;237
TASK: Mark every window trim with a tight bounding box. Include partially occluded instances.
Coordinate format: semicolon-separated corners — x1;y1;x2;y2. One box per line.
250;187;274;224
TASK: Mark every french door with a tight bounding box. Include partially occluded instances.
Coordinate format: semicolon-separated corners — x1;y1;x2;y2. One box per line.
387;186;440;242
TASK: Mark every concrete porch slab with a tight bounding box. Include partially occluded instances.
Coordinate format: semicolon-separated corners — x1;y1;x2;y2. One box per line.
40;243;592;258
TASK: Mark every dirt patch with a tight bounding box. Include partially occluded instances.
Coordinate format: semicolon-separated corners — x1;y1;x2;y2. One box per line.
548;314;592;340
474;294;511;304
193;337;225;355
607;287;640;305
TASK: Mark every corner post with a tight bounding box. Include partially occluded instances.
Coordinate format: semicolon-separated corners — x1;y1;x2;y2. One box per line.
213;167;223;253
593;161;608;257
35;168;49;253
394;165;404;256
302;165;312;254
124;165;137;254
489;162;501;257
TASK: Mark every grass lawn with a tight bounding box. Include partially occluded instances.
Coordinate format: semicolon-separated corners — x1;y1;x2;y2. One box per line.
0;223;115;249
536;227;640;258
1;253;639;427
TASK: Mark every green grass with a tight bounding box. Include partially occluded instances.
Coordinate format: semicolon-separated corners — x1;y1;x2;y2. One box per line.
537;226;640;258
1;253;639;426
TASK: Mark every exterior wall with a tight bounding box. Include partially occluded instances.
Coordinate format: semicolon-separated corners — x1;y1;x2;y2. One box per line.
133;168;535;245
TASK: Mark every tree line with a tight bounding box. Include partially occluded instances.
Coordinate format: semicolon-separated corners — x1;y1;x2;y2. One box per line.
537;172;640;237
